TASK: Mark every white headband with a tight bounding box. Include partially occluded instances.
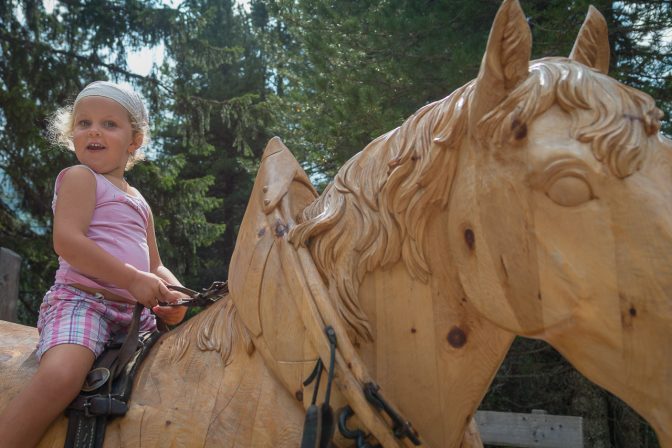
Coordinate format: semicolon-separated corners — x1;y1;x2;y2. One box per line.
74;81;149;127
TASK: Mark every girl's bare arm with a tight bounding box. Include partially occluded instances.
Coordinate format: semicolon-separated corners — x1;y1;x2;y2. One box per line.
146;205;187;324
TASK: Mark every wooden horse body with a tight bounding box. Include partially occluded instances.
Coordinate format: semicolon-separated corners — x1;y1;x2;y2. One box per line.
1;0;671;446
0;301;306;447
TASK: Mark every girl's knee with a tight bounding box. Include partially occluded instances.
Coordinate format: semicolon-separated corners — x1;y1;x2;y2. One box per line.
37;344;95;393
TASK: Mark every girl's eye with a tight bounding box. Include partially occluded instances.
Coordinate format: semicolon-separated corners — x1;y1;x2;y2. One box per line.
77;119;91;127
103;120;117;128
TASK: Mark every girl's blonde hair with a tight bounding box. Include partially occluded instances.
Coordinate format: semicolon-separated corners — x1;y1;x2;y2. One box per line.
47;99;151;170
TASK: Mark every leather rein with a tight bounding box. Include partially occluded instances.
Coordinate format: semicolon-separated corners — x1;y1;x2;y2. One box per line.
162;281;229;308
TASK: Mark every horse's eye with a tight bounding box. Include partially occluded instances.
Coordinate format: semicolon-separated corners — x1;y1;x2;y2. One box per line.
546;175;593;207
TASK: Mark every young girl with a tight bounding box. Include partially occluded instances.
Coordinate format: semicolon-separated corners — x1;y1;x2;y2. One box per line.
0;81;188;446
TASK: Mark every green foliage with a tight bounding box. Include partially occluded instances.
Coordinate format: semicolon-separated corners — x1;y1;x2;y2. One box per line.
259;0;502;178
155;0;276;285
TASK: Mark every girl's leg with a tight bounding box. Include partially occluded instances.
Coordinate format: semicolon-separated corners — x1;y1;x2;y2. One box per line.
0;344;94;447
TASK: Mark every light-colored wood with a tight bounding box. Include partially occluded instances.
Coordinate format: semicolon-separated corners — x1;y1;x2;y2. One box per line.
475;410;583;448
0;247;20;323
230;137;408;447
1;1;670;446
446;2;670;445
569;6;610;75
0;300;306;447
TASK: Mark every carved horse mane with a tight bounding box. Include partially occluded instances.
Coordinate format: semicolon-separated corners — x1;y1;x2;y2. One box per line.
167;296;252;366
290;58;663;341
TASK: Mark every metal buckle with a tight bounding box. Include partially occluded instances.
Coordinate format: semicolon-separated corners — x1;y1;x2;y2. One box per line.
81;367;111;392
82;398;93;418
363;383;421;445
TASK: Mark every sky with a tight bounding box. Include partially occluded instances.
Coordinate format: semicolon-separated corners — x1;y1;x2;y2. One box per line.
127;46;166;77
41;0;251;77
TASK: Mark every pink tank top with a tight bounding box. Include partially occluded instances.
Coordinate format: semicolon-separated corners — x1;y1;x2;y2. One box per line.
52;165;151;302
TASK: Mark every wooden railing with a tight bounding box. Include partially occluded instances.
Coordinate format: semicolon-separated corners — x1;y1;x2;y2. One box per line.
476;409;583;448
0;247;20;323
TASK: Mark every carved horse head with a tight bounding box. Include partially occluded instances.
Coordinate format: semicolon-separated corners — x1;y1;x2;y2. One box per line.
446;0;672;442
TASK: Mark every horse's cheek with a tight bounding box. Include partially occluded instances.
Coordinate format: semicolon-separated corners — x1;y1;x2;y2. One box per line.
475;178;544;333
447;155;536;333
532;191;619;334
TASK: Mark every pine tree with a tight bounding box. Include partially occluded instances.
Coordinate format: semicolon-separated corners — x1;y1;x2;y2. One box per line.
156;0;276;285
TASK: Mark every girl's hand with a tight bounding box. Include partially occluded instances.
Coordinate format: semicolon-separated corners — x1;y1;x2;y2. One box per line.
152;305;188;326
127;269;181;308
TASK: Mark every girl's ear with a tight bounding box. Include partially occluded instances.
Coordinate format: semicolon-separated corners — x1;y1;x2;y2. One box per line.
129;132;144;153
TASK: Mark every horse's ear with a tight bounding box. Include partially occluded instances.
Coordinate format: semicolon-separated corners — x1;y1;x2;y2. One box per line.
569;6;610;74
469;0;531;134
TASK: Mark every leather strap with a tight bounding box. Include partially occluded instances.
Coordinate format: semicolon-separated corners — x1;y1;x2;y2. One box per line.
69;395;128;417
111;304;143;381
64;307;161;448
279;235;422;447
64;412;105;448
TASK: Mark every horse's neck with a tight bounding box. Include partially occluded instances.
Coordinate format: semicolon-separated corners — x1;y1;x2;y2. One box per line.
355;219;513;447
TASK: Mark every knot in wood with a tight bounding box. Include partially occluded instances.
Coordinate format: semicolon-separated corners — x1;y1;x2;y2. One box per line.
274;220;289;237
464;228;475;250
447;326;467;348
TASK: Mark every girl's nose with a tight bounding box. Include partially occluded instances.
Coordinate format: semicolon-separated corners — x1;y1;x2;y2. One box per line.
88;127;101;136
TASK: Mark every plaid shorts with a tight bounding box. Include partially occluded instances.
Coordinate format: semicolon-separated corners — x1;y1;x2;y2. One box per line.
36;284;156;360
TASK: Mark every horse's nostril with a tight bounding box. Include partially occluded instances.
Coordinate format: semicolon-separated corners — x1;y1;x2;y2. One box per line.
464;228;475;250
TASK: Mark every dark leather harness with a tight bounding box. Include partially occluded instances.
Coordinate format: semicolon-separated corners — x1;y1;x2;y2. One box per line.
300;327;422;448
64;304;160;448
64;282;228;448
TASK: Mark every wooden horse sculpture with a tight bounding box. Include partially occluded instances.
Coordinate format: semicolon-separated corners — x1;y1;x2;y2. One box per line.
1;0;670;446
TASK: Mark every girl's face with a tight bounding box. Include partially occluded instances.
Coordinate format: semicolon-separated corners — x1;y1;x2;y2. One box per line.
71;96;142;177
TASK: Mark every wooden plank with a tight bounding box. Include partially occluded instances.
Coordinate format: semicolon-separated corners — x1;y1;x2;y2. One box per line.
0;247;21;322
475;410;583;448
